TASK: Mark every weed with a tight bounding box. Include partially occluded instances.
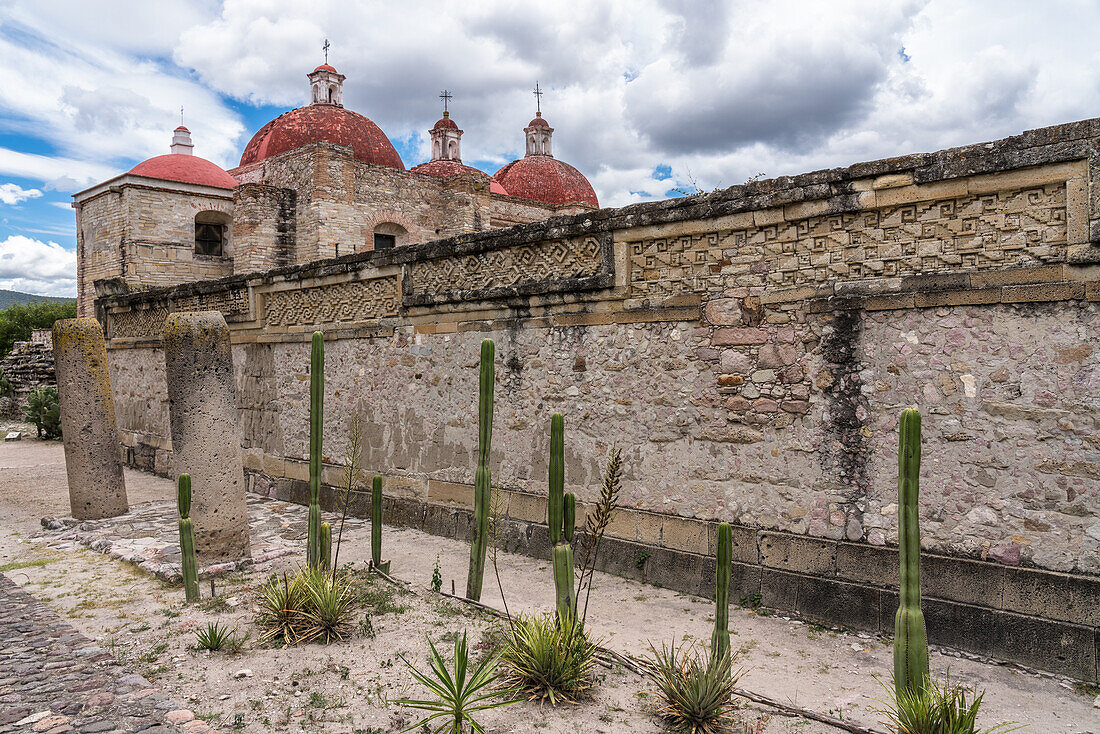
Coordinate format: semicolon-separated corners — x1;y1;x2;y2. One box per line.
634;550;651;570
739;592;763;611
195;622;234;652
431;553;443;593
358;616;375;639
0;558;55;572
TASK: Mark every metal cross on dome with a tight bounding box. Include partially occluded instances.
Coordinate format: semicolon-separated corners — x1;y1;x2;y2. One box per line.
323;38;330;64
439;89;452;113
533;81;543;113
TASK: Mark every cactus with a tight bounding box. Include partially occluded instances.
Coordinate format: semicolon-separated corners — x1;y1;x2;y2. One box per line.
466;339;494;601
562;491;575;543
552;543;576;621
320;522;331;568
371;475;390;575
307;331;324;569
711;522;731;663
894;408;929;696
177;473;200;603
548;413;564;545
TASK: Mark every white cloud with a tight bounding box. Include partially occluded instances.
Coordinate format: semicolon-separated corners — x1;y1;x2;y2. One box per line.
5;0;1100;210
0;182;42;205
0;235;77;296
0;148;119;192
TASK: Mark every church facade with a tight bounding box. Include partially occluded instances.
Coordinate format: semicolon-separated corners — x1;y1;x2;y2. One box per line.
71;64;599;316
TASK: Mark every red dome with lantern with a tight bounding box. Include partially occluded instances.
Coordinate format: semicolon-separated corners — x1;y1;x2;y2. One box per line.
491;111;597;207
239;64;404;170
128;126;237;189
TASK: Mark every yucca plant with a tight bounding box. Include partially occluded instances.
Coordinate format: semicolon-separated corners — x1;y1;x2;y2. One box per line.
299;566;356;643
395;631;517;733
647;641;742;734
876;676;1018;734
195;621;234;651
256;571;308;645
498;613;596;704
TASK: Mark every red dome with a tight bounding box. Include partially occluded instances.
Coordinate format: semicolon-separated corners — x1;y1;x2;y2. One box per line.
527;115;550;128
410;159;484;178
490;179;509;195
313;64;337;73
492;156;597;207
129;154;237;189
433;116;458;130
240;105;404;169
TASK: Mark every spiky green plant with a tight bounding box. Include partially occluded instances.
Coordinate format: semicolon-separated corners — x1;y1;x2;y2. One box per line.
466;338;494;601
256;571;308;646
371;475;389;574
255;567;357;646
647;641;742;734
320;521;331;568
875;676;1018;734
177;473;200;603
194;621;234;652
307;331;324;568
548;413;564;545
499;613;596;704
711;522;731;664
895;407;929;697
395;631;518;733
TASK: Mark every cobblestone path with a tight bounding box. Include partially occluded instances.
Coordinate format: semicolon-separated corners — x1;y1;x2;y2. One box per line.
0;576;177;734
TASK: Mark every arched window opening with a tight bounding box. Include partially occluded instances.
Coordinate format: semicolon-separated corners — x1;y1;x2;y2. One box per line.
447;139;459;159
328;85;335;103
195;210;230;257
372;222;408;250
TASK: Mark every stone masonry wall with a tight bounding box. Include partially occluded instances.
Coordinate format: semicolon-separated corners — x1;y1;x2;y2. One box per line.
100;118;1100;679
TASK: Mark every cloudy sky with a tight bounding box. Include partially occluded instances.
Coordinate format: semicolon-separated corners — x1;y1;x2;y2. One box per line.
0;0;1098;296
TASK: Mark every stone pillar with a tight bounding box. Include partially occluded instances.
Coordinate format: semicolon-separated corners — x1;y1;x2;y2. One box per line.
52;318;128;519
163;311;250;563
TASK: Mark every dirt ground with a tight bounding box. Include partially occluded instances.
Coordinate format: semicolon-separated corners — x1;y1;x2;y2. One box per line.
1;437;1096;733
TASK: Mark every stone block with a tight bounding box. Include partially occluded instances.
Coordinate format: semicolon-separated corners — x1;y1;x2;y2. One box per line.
660;515;708;554
1001;282;1085;303
923;555;1005;608
53;318;128;520
759;569;799;612
920;597;996;658
647;547;704;596
1002;567;1100;626
163;311;250;563
990;611;1096;681
759;532;836;576
913;288;1003;308
836;543;896;588
505;491;545;524
970;264;1065;288
712;327;768;346
796;575;880;631
426;479;473;508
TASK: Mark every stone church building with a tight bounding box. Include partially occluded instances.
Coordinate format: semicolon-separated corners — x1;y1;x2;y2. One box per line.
71;64;599;315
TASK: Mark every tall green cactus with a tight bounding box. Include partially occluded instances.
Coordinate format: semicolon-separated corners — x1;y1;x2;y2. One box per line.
371;475;390;574
894;408;929;696
552;543;576;622
562;492;575;543
548;413;564;545
466;339;494;601
711;522;731;663
307;331;324;569
178;473;200;603
320;521;331;569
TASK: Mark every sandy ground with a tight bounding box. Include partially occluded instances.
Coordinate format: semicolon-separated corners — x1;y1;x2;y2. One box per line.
1;438;1097;733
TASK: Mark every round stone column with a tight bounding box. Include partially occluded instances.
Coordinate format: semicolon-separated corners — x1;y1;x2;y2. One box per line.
52;318;128;519
163;311;250;564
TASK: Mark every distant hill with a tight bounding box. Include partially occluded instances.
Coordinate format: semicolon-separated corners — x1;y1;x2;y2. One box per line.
0;290;74;308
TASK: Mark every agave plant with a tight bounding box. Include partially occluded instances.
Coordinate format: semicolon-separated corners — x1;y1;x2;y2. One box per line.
395;631;517;733
646;641;742;734
255;567;357;645
876;676;1019;734
195;621;234;652
256;571;308;645
498;613;596;704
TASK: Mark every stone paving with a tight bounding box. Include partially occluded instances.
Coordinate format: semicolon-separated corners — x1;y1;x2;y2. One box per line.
34;495;364;581
0;575;183;734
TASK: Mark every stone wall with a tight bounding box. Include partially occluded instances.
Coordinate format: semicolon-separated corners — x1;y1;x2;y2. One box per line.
99;118;1100;679
0;332;55;417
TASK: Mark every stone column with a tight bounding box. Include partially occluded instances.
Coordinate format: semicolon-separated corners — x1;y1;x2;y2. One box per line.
163;311;250;563
52;318;128;519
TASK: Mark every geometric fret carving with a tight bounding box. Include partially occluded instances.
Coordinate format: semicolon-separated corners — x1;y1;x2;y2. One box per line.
627;184;1068;300
172;288;249;317
107;307;169;340
264;277;399;327
407;235;610;305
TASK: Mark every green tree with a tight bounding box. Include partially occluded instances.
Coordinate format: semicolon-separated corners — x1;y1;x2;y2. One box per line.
0;301;77;357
